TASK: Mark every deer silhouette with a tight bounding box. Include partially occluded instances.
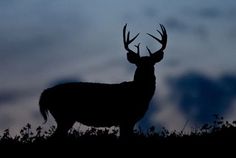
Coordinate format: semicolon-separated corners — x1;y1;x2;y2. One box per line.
39;24;167;137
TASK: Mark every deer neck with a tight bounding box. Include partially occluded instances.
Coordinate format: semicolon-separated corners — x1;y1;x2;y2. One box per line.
133;68;156;90
132;69;156;104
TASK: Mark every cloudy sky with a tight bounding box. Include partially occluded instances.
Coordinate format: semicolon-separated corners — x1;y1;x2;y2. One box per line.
0;0;236;135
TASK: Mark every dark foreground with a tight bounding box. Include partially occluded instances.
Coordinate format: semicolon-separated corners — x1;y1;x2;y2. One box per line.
1;116;236;147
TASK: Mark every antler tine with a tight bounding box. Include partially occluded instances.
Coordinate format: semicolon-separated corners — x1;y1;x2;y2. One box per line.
160;24;167;37
135;43;140;56
123;24;128;47
160;24;167;35
147;33;162;43
123;24;140;54
146;24;167;55
146;46;152;56
127;31;130;42
129;33;139;44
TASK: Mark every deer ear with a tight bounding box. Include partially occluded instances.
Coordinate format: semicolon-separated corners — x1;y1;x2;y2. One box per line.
127;52;140;64
151;51;164;63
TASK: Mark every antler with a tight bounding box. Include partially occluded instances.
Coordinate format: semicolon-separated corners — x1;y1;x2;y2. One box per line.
123;24;140;56
146;24;167;56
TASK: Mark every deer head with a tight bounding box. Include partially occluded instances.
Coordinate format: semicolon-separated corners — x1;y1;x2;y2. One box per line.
123;24;167;82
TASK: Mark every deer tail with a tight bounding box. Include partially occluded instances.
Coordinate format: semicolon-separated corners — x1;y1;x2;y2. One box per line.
39;89;50;124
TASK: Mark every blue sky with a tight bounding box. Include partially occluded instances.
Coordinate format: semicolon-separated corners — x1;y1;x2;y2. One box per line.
0;0;236;134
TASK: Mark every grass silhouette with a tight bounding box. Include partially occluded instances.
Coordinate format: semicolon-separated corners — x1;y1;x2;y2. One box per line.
0;115;235;145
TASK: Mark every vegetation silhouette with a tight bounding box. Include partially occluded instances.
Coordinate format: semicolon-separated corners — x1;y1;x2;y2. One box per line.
39;24;167;138
0;115;236;146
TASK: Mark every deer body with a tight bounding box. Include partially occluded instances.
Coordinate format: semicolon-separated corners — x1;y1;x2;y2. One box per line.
39;24;167;137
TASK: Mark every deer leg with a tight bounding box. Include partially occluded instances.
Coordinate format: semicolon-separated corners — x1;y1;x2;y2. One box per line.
53;120;74;137
120;123;135;139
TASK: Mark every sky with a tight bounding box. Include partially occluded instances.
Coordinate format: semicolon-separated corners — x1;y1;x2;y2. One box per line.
0;0;236;135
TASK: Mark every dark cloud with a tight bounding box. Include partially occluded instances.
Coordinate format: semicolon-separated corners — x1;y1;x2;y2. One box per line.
0;0;89;59
48;77;82;87
191;25;209;40
0;91;20;105
165;17;189;32
0;34;58;58
168;72;236;124
0;115;13;130
143;6;159;19
198;7;221;19
226;7;236;19
0;0;17;7
183;6;224;20
164;17;209;40
0;88;37;106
